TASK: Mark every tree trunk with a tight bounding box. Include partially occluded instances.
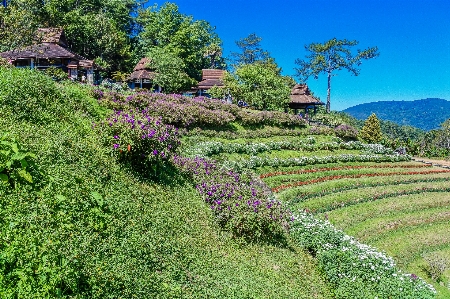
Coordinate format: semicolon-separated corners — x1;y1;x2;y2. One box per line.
326;71;331;113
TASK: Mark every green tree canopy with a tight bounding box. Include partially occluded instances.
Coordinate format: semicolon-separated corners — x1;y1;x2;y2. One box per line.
146;47;195;93
222;61;293;111
1;0;137;72
359;113;383;143
0;3;40;52
295;38;379;113
136;2;223;82
231;33;270;66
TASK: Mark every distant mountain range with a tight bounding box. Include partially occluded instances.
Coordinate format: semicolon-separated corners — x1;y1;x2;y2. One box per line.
343;98;450;131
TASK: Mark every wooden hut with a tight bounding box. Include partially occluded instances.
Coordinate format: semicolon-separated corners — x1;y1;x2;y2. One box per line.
193;69;225;96
128;57;159;90
289;84;324;114
0;28;98;83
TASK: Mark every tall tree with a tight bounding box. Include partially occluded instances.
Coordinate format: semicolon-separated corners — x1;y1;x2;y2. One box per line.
136;2;223;82
295;38;379;113
231;33;270;66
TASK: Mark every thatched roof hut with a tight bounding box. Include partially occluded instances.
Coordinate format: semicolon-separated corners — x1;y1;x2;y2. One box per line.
193;69;225;93
129;57;156;81
289;84;324;110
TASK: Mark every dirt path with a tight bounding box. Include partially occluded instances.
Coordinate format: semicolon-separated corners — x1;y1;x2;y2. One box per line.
412;157;450;168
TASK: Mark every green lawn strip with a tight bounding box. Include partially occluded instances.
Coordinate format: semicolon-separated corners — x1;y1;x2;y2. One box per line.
272;168;450;193
280;172;450;203
291;181;450;213
255;160;422;175
263;165;439;188
407;248;450;299
367;222;450;268
341;205;450;242
322;192;450;230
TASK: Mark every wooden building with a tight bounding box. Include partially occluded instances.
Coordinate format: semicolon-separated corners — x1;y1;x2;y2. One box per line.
0;28;99;83
128;57;160;90
192;69;225;96
289;84;324;114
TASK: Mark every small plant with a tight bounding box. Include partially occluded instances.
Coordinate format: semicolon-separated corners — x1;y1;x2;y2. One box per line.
0;132;37;188
423;253;448;282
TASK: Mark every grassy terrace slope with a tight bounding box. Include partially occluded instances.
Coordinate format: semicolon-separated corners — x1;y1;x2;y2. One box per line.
259;157;450;298
0;69;330;298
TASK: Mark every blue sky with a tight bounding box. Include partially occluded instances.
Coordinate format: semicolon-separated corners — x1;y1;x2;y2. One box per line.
146;0;450;111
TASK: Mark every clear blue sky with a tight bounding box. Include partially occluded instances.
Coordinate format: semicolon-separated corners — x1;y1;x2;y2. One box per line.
146;0;450;111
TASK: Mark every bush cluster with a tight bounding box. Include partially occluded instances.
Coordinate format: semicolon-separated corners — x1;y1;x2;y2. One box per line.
98;109;181;177
173;155;291;244
94;90;307;129
291;211;436;299
223;153;411;171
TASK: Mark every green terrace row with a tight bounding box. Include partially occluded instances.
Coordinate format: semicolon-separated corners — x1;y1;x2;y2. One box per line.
263;164;441;188
288;180;450;213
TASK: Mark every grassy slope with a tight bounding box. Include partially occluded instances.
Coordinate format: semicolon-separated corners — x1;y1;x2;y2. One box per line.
0;70;331;298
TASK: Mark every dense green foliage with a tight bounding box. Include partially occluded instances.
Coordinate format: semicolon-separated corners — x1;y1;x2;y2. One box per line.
2;0;136;71
344;98;450;131
136;2;223;82
221;62;293;110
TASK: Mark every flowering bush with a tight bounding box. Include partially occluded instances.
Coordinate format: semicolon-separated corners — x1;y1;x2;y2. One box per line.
237;110;307;127
291;211;436;299
172;155;291;243
334;124;359;140
100;109;181;176
184;140;395;158
223;153;412;171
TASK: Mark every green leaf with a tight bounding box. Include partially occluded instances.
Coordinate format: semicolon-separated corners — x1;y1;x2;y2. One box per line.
17;169;33;183
0;173;8;182
91;191;104;207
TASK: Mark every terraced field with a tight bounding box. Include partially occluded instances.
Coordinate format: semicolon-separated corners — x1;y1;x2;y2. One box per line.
183;133;448;297
254;141;450;298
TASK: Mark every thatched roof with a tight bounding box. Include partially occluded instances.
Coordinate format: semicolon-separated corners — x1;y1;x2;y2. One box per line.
195;69;225;90
37;28;67;46
0;27;97;69
129;57;156;80
289;84;324;109
0;43;85;61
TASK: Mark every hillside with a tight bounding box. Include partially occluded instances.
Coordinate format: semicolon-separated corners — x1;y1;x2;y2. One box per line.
1;68;445;298
343;98;450;131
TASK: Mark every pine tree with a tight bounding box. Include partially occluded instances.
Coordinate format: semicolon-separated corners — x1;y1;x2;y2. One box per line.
359;113;383;143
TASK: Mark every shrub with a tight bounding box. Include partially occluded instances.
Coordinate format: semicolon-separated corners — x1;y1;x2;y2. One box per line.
43;66;68;81
291;212;436;299
173;155;291;244
99;109;181;177
359;113;383;143
334;124;359;140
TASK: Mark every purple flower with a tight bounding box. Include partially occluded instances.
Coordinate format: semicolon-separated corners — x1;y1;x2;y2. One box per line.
113;144;120;149
114;135;120;139
152;149;158;155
